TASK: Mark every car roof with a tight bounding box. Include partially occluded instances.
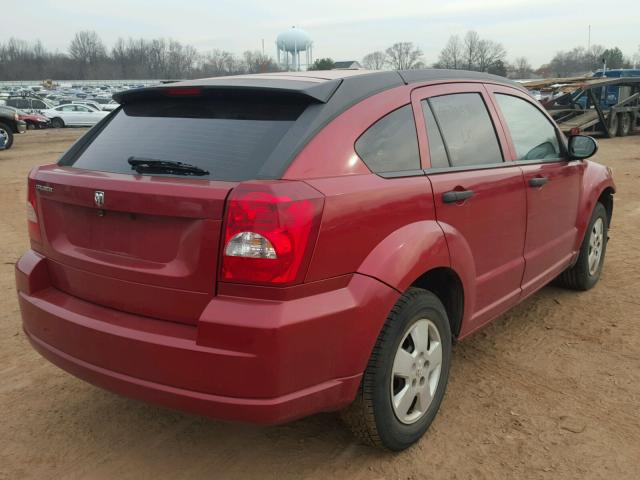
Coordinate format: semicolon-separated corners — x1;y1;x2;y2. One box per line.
114;69;522;105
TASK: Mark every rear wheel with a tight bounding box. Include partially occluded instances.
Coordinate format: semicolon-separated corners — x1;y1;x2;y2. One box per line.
51;117;65;129
556;202;608;290
617;112;632;137
0;122;14;150
341;288;452;451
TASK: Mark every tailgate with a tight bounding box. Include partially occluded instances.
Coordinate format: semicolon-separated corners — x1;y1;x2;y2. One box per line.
31;165;235;325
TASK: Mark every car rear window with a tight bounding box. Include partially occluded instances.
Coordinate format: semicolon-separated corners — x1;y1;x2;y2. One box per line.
60;96;308;181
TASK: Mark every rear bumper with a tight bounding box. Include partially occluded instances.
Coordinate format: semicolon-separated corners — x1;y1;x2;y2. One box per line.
16;250;399;424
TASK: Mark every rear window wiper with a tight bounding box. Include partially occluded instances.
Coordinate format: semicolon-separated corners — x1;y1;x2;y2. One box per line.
127;156;210;176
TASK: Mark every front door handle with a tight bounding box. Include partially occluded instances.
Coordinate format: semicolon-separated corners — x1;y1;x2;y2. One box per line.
442;190;475;203
529;176;549;187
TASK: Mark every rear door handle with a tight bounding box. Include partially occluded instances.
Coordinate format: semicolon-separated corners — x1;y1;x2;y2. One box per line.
529;176;549;187
442;190;475;203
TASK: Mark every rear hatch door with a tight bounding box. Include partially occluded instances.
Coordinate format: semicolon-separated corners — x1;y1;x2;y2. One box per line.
31;91;310;325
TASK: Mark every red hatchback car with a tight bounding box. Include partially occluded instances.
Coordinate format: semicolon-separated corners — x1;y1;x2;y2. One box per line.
17;70;615;450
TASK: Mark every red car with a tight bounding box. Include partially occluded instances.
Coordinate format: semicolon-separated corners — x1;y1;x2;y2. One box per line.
16;70;615;450
18;111;51;129
3;106;51;129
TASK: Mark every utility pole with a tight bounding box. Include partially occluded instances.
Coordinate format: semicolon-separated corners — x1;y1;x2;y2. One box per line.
261;39;264;56
587;24;591;51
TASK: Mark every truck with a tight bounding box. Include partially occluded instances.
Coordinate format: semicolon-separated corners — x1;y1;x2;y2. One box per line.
524;71;640;137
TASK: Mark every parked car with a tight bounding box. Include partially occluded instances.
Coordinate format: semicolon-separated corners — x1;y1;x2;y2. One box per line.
41;103;109;128
3;106;50;129
100;102;119;111
0;106;27;150
16;70;615;450
66;100;103;111
5;96;52;114
90;97;119;111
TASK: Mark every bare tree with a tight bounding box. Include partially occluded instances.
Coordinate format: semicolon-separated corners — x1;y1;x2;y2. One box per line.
476;39;506;72
243;50;279;73
549;44;609;76
463;31;480;70
511;57;533;78
200;49;245;76
436;35;462;69
385;42;423;70
68;31;106;65
362;51;387;70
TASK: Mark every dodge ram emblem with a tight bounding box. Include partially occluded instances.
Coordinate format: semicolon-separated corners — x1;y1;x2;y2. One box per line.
94;191;105;207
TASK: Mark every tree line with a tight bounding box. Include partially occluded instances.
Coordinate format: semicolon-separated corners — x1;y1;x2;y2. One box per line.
362;31;639;79
0;31;280;81
1;30;638;81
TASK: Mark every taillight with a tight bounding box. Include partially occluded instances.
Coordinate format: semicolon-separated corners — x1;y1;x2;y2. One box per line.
221;182;324;285
164;87;203;96
27;176;42;243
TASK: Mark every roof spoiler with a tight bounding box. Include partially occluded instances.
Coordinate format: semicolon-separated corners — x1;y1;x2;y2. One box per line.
113;78;343;105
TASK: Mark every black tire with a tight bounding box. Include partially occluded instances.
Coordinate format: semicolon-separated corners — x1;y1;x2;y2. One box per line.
556;202;608;291
606;113;618;138
341;288;452;451
617;112;632;137
51;117;65;129
0;122;14;150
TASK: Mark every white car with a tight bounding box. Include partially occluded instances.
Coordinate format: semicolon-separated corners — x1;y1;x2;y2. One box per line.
42;104;109;128
101;102;119;111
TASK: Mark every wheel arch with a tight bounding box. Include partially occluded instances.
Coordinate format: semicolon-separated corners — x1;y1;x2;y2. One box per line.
411;267;465;339
598;186;614;226
357;220;473;340
575;162;616;250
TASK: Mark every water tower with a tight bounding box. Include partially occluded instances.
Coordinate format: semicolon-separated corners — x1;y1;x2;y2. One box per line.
276;27;313;71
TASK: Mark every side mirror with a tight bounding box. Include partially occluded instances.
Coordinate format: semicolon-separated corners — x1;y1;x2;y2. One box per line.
568;135;598;160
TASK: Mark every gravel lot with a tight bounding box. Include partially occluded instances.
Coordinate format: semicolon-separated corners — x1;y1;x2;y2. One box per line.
1;129;639;480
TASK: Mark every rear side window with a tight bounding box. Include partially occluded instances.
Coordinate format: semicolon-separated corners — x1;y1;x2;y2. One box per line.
420;101;449;169
495;94;561;160
60;96;307;181
428;93;503;168
355;105;420;173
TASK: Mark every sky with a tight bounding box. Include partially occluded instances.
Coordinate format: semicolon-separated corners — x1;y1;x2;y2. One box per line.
3;0;639;68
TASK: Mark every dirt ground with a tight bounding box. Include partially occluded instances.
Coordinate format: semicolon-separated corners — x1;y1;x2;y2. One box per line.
1;129;639;480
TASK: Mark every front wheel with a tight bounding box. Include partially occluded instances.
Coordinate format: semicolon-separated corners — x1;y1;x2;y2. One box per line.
341;288;452;451
556;202;608;290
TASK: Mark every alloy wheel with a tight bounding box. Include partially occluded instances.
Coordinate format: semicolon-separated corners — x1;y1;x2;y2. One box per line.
390;319;443;424
588;217;604;276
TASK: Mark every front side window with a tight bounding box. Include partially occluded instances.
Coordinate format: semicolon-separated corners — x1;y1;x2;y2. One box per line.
355;105;420;173
495;94;561;161
428;93;503;168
